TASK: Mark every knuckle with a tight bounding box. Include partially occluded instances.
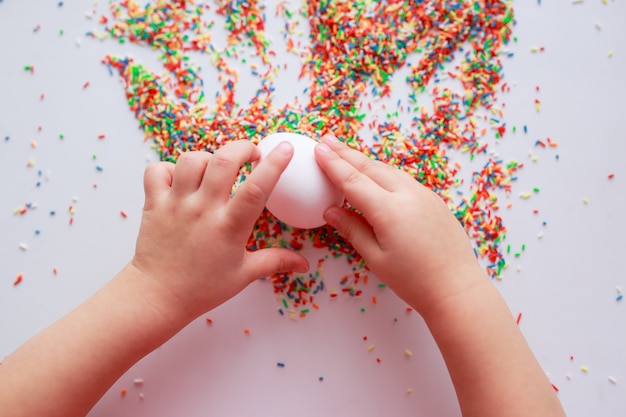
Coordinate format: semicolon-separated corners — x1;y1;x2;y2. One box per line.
209;152;234;170
277;257;287;272
343;169;363;187
357;158;379;174
240;181;267;207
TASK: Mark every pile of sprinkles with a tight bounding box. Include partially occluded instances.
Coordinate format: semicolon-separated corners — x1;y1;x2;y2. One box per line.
91;0;520;316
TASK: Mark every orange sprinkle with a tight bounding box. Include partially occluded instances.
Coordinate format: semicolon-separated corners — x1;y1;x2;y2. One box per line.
13;273;23;286
120;388;127;396
243;328;250;334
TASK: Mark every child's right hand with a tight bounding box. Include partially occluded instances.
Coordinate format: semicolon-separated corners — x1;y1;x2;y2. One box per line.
315;134;486;317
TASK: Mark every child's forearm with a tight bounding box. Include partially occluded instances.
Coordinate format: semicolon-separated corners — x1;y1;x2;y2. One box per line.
421;266;565;417
0;264;188;417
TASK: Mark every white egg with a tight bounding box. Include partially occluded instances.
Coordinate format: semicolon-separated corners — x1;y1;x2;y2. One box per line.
255;132;343;229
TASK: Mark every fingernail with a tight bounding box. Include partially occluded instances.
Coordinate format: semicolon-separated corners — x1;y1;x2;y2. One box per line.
322;134;339;144
276;141;293;155
316;143;331;153
295;260;310;273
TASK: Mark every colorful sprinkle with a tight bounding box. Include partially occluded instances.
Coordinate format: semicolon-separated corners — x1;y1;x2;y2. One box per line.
91;0;535;313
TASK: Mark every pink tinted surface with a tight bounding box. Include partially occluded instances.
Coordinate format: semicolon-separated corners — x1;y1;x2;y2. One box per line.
1;1;625;416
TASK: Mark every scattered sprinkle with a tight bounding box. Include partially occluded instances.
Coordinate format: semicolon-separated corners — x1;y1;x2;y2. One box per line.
13;273;23;286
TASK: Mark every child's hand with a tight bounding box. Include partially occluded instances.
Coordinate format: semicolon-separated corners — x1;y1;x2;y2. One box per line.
130;140;309;321
315;135;483;316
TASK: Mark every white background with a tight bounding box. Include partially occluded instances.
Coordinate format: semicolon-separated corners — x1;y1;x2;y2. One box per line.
1;1;625;416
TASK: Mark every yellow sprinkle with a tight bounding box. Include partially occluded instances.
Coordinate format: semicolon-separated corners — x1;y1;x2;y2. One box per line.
367;345;375;352
608;50;614;58
520;192;532;199
581;366;589;373
583;198;589;205
406;388;414;394
405;349;413;357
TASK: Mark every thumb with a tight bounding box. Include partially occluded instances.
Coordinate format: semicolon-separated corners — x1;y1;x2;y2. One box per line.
243;248;310;281
324;206;379;257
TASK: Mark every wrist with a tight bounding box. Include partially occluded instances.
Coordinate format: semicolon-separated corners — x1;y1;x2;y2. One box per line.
115;262;195;335
407;261;489;321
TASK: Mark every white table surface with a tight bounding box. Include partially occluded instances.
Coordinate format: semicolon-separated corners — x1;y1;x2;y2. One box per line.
1;1;625;416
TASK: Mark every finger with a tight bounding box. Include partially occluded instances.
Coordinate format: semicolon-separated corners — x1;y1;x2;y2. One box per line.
228;141;294;229
315;139;388;216
321;135;408;191
143;161;175;210
200;140;259;202
242;248;310;282
171;152;211;196
324;206;380;260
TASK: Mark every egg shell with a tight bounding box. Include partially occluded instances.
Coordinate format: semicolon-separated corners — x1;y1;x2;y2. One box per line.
256;132;343;229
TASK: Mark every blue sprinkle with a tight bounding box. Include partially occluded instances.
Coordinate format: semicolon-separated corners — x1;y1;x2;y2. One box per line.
50;210;56;216
277;362;285;367
617;294;623;302
96;165;104;171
